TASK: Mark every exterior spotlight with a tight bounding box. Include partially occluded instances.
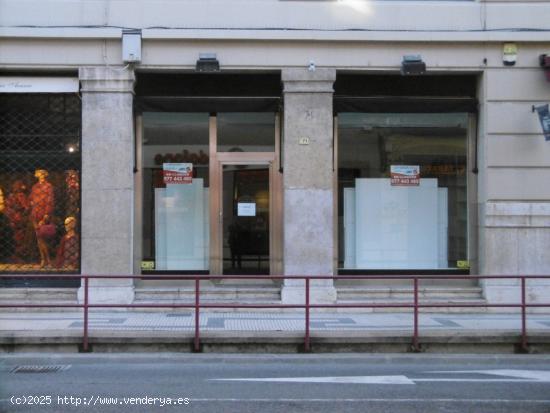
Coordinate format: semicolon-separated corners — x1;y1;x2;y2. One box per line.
308;61;316;72
401;55;426;76
196;53;220;72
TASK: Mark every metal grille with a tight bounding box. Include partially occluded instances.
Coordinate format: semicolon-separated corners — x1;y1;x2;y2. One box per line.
11;365;71;374
0;94;81;274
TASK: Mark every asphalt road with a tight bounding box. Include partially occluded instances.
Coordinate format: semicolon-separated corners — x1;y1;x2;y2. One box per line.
1;353;550;413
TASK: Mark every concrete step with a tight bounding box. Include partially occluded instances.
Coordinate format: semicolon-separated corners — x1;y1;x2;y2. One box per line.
134;286;281;303
0;285;485;314
0;288;78;301
337;286;484;300
336;285;486;313
133;286;282;313
335;278;479;287
337;298;488;312
0;288;79;312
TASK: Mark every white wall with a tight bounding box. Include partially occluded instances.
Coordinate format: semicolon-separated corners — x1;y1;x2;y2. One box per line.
1;0;550;34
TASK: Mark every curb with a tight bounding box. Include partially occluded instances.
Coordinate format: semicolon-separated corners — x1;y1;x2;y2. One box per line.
2;332;550;354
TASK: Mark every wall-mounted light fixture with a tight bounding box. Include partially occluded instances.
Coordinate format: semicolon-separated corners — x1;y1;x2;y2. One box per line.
196;53;220;72
308;61;316;72
533;104;550;141
401;55;426;76
503;43;517;66
122;29;142;63
539;54;550;82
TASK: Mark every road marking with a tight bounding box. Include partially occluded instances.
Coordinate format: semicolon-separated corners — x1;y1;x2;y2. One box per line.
413;379;540;383
212;369;550;385
212;375;415;384
427;369;550;382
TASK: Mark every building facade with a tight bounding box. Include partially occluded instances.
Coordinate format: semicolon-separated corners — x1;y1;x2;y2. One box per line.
1;0;550;305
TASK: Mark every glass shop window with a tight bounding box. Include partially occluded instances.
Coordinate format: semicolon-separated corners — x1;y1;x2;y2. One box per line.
0;94;81;273
217;113;275;152
338;113;469;271
141;113;210;271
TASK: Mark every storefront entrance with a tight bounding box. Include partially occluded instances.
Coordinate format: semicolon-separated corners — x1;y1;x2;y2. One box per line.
222;164;270;275
212;148;282;276
136;110;282;276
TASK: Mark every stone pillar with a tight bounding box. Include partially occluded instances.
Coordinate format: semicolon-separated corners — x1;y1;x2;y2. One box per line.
481;202;550;310
77;67;135;304
280;68;337;304
479;68;550;310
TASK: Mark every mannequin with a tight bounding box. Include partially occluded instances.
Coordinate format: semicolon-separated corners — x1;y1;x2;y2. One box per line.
56;216;79;269
5;180;30;262
0;186;12;261
65;170;80;217
30;169;55;268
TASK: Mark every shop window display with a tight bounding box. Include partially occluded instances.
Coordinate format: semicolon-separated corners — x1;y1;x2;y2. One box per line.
338;113;469;271
0;94;81;273
141;112;210;272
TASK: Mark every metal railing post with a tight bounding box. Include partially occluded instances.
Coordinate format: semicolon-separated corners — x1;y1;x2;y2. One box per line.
82;276;89;352
412;277;420;352
304;277;311;352
194;278;201;352
521;276;529;352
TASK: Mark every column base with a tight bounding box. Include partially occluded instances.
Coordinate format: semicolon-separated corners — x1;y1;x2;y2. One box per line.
78;283;135;305
482;279;550;313
281;286;337;304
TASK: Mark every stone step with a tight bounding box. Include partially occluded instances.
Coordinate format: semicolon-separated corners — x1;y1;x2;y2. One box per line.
0;285;486;314
134;286;281;302
0;288;78;312
336;285;485;313
337;298;489;313
337;287;484;300
0;288;78;301
335;278;479;287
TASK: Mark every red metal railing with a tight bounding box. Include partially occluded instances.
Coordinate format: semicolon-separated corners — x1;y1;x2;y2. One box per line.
1;274;550;353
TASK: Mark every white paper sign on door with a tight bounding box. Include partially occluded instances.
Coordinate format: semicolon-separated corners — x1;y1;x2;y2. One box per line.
238;203;256;216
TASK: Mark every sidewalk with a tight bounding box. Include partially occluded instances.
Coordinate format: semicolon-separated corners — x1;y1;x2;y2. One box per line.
1;310;550;352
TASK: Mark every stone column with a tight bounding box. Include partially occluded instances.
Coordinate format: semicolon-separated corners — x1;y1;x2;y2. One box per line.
281;68;337;304
77;67;135;304
481;202;550;310
479;68;550;310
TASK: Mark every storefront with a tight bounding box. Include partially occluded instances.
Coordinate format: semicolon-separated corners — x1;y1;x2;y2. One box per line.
334;74;478;274
0;76;81;287
1;65;548;307
133;73;283;276
129;71;479;279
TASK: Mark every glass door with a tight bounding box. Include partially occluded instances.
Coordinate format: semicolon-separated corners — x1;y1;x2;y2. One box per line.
222;164;270;274
206;112;282;275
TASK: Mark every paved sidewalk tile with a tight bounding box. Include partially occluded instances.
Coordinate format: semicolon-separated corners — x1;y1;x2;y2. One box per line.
1;312;550;333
